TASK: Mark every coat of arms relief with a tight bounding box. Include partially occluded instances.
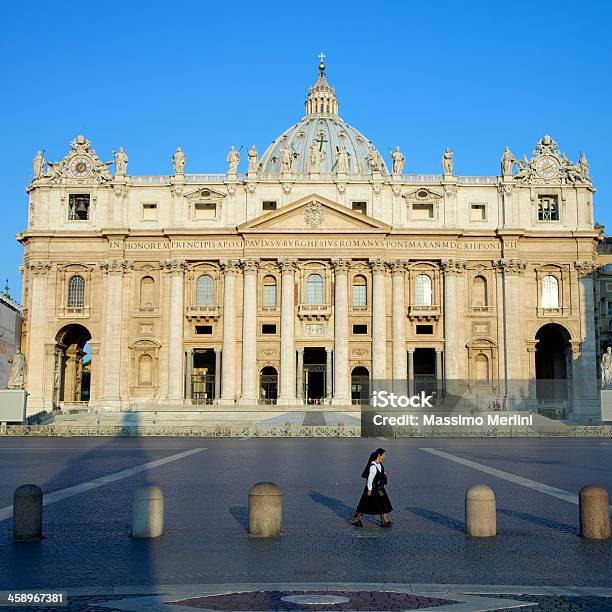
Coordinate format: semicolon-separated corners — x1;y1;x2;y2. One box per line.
304;201;325;229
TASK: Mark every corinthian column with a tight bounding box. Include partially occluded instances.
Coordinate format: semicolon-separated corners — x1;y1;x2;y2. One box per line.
332;258;351;404
100;259;132;409
390;260;407;394
278;258;297;404
161;259;186;400
239;258;259;404
219;260;240;404
442;259;466;386
370;258;388;381
25;261;52;413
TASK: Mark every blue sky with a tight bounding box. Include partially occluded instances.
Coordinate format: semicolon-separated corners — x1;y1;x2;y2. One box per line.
1;0;610;303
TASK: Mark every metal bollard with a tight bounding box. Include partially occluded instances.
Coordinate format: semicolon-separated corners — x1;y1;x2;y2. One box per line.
248;482;282;537
579;486;611;540
13;484;43;541
132;486;164;538
465;484;496;537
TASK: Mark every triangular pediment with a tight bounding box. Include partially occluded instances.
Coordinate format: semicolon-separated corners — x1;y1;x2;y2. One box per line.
238;194;391;234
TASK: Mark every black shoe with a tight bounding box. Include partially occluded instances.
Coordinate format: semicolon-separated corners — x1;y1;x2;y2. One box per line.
381;521;393;528
352;519;363;527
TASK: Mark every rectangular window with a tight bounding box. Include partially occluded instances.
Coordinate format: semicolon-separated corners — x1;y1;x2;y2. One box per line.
352;202;367;214
537;195;559;221
412;203;434;220
261;324;277;334
262;201;277;212
194;202;216;220
353;285;367;307
416;324;433;335
68;194;90;221
352;324;368;334
195;325;213;335
607;301;612;317
142;203;158;221
470;203;486;222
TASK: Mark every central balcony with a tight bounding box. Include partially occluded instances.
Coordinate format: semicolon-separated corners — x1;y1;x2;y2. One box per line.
408;304;441;321
298;304;331;321
186;305;220;321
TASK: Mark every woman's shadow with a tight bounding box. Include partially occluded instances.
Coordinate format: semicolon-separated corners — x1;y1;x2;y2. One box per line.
308;491;355;521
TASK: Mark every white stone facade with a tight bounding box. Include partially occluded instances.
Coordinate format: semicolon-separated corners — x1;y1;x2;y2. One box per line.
17;63;602;421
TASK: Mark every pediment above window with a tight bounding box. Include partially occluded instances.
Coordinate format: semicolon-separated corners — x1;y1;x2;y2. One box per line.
403;187;444;201
184;187;227;201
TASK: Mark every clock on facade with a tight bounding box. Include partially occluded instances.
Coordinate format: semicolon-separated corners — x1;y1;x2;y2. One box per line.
535;155;559;179
69;157;92;177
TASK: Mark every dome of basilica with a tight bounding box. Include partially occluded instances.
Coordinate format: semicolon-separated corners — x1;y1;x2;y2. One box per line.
258;62;388;175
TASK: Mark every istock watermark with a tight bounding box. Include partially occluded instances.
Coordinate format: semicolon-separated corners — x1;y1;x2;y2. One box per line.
371;390;435;408
358;377;600;437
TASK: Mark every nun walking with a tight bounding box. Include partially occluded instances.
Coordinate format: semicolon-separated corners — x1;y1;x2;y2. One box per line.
352;448;393;528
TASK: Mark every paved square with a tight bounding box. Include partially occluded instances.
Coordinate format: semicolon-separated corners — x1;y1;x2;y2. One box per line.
0;438;611;610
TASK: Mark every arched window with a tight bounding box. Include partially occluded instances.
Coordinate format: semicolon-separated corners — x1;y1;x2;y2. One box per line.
262;275;277;307
140;276;155;309
542;275;559;308
472;275;487;307
67;274;85;308
306;273;324;305
196;274;214;306
474;354;489;381
138;354;153;386
415;274;432;306
353;275;367;307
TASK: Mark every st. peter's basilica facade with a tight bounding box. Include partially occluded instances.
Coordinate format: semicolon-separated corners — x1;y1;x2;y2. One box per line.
17;61;601;421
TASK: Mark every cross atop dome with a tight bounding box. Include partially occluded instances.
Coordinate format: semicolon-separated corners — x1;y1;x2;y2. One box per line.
306;55;338;116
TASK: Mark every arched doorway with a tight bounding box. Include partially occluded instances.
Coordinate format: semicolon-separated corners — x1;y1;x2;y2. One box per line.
259;366;278;404
54;324;92;408
535;323;571;418
351;366;370;404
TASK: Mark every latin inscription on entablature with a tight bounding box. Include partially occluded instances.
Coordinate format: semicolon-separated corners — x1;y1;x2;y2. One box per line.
109;238;515;252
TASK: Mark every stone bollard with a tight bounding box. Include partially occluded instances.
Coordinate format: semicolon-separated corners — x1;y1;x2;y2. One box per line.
465;484;496;537
579;486;611;540
13;484;43;541
132;486;164;538
248;482;282;537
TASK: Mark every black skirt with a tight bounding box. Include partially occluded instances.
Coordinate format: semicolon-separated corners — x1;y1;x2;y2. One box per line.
356;485;393;515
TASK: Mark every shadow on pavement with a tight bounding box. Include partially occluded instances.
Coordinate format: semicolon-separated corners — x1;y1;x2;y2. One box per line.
497;507;576;535
406;506;464;532
1;411;158;591
229;505;248;531
308;490;355;521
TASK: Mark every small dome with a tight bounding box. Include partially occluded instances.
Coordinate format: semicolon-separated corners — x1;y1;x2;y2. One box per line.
258;61;387;175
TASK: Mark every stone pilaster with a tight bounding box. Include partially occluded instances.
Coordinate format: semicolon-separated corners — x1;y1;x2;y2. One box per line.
325;347;333;401
442;259;466;384
185;349;194;400
296;348;304;400
25;261;52;413
370;258;388;381
496;258;527;382
390;260;407;394
239;258;259;404
332;258;351;404
574;261;599;420
219;260;240;404
278;258;298;404
99;259;133;409
161;259;186;400
214;348;221;400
